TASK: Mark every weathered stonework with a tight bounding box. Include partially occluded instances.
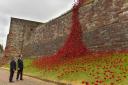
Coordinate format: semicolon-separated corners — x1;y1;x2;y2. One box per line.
5;18;41;57
5;0;128;57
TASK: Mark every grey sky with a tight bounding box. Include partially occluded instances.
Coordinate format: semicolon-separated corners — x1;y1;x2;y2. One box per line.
0;0;75;48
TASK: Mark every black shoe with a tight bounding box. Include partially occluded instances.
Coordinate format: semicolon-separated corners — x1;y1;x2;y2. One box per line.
20;79;23;80
9;81;14;83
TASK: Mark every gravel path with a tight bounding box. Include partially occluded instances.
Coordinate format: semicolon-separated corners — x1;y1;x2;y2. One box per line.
0;68;57;85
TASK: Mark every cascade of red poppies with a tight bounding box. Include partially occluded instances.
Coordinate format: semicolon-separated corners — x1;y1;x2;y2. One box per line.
56;0;87;57
33;0;88;68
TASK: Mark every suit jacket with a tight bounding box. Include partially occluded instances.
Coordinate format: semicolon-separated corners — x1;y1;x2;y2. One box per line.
10;60;16;71
17;59;23;70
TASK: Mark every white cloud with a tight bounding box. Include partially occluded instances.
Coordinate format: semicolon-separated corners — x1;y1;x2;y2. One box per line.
0;0;74;22
0;13;10;48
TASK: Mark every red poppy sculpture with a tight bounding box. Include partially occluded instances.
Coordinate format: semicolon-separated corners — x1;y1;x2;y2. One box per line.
33;0;88;69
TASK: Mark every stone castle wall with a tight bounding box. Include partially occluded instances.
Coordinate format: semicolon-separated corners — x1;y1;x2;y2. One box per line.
5;18;41;57
6;0;128;57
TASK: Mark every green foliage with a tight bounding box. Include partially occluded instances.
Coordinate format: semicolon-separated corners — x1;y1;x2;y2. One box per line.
0;44;3;53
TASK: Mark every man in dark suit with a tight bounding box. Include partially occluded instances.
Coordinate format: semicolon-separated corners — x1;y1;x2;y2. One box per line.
9;57;16;82
16;54;24;80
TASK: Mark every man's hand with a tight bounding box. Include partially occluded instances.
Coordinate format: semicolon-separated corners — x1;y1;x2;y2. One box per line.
18;68;20;70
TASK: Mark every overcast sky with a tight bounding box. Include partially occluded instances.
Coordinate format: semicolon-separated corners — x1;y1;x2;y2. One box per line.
0;0;75;49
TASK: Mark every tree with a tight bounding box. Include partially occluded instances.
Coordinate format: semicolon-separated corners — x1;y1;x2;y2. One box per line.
0;44;3;53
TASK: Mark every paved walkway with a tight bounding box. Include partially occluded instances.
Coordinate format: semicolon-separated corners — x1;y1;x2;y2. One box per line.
0;68;57;85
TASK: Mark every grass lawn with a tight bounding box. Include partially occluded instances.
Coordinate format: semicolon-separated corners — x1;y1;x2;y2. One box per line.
4;53;128;85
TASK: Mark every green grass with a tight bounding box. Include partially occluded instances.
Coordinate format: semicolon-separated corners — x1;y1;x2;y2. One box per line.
4;54;128;85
